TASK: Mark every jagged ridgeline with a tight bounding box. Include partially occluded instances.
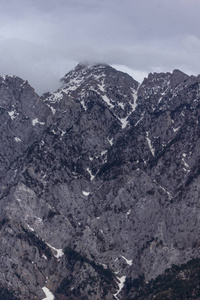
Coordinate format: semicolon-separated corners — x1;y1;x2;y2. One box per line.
0;64;200;299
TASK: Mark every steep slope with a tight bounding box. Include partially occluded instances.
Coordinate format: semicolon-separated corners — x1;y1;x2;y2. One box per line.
44;63;139;128
0;64;200;299
122;258;200;299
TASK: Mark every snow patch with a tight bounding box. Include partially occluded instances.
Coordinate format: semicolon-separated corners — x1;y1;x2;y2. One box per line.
8;111;17;120
51;129;57;135
173;126;180;133
101;95;114;108
107;137;113;145
120;117;129;129
42;287;55;300
126;209;131;216
57;127;65;137
82;191;90;196
80;99;87;110
46;243;64;259
182;158;189;169
118;102;125;110
98;82;106;92
159;185;172;200
114;275;126;299
146;132;155;156
135;113;144;126
86;168;95;181
63;77;85;92
101;150;107;156
46;104;56;115
32;118;45;126
121;255;133;266
118;90;138;129
15;137;21;142
158;91;166;104
48;91;64;103
182;154;190;171
27;224;34;232
131;87;138;111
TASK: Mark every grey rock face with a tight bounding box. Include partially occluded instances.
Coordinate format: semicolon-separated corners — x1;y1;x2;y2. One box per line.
0;64;200;299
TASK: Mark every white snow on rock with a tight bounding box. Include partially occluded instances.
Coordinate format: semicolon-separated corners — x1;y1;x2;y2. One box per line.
121;255;133;266
80;99;87;110
42;254;48;260
82;191;90;196
158;91;167;104
86;168;95;181
120;117;129;129
98;82;106;92
118;102;125;110
42;287;55;300
117;89;138;129
107;137;113;145
63;77;85;92
114;275;126;299
101;150;107;156
182;153;190;172
101;95;114;108
135;113;144;127
173;126;180;133
159;185;172;200
27;224;34;232
131;87;138;110
46;103;56;115
32;118;45;126
146;132;155;156
126;209;131;216
46;243;64;259
182;157;189;169
15;137;21;142
51;129;57;135
8;111;17;120
47;91;64;103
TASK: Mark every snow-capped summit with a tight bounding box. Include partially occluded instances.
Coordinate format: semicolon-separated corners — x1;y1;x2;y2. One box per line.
44;63;139;128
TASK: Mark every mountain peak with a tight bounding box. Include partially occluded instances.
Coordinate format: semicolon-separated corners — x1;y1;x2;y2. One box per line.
141;69;189;91
59;62;138;97
1;62;200;299
45;62;139;128
170;69;189;87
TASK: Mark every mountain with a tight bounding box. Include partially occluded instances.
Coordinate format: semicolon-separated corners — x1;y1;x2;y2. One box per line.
0;63;200;299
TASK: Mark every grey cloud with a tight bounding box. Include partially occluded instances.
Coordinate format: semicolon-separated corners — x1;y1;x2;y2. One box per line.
0;0;199;94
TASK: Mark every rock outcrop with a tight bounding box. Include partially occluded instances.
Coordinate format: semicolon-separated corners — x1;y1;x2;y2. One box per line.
0;64;200;299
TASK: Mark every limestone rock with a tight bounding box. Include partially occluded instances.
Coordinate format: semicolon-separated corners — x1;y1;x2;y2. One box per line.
0;64;200;299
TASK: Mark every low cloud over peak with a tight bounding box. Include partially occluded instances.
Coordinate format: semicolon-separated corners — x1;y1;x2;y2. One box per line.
0;0;199;95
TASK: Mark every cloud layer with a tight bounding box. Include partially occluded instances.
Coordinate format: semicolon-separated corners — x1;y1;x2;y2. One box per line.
0;0;199;94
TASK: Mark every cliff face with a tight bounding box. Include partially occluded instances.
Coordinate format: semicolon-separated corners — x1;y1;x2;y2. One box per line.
0;64;200;299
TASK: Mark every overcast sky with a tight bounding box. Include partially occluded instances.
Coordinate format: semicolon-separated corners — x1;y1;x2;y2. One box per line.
0;0;200;94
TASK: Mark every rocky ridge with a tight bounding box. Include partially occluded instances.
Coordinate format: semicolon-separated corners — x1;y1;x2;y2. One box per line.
0;64;200;299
